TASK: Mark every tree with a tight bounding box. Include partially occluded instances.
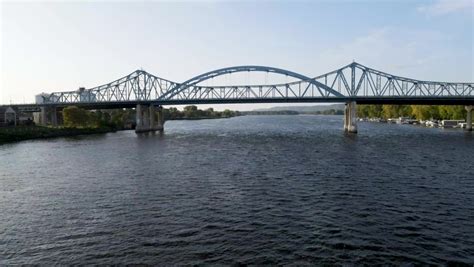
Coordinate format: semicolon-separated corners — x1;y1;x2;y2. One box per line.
438;105;465;120
411;105;432;120
368;105;383;118
382;105;398;119
355;104;468;120
63;106;89;127
102;112;111;125
382;105;411;119
222;109;233;117
205;108;215;117
88;112;101;127
183;105;198;118
357;105;370;118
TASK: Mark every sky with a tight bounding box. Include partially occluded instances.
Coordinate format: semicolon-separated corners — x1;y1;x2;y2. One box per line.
1;0;473;110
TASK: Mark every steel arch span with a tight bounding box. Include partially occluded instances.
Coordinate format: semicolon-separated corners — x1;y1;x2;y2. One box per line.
39;62;474;106
159;65;345;101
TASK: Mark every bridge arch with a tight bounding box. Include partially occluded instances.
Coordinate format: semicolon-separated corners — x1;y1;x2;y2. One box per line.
159;65;344;100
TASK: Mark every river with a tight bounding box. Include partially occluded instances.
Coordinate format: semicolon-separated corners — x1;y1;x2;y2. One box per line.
1;115;473;265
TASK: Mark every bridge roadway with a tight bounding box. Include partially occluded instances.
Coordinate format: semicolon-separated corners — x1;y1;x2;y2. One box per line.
2;62;474;133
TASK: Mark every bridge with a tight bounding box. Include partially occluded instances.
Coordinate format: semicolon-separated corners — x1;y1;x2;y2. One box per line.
3;62;474;133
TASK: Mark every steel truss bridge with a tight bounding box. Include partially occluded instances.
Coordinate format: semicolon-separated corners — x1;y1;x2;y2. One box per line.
37;62;473;108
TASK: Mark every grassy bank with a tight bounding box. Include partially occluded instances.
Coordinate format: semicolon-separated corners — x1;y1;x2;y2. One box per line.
0;126;116;145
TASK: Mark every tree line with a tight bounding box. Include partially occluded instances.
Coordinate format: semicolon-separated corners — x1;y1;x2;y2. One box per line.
62;106;134;128
309;109;344;115
62;105;240;128
163;106;239;120
357;105;467;120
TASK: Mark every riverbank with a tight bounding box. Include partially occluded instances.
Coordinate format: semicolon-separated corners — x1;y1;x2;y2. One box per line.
358;117;473;130
0;126;117;145
168;116;236;120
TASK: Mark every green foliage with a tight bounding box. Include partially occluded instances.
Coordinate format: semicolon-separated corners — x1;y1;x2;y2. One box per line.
205;108;215;117
163;106;239;119
381;105;412;119
162;107;180;120
312;109;344;115
357;104;467;120
438;105;466;120
183;105;198;112
183;105;199;118
63;106;90;127
109;109;134;128
59;105;238;129
222;109;233;117
358;105;383;118
368;105;383;118
411;105;439;120
62;106;130;129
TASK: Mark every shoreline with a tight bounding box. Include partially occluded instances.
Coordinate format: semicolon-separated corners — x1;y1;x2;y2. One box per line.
0;126;118;145
3;115;469;145
168;116;235;120
358;117;472;130
0;117;237;145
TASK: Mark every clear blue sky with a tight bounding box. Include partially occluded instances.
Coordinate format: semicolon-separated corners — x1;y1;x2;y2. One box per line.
1;0;473;110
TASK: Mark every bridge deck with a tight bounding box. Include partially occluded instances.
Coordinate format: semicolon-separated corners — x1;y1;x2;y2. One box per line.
3;97;474;111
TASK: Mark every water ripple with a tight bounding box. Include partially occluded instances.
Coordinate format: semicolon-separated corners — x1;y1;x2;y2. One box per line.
1;115;473;265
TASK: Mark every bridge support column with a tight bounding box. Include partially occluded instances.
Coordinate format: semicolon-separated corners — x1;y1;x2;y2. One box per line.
150;105;164;132
148;105;163;132
51;107;58;126
136;104;165;133
39;106;59;126
40;107;48;125
344;101;358;133
466;106;473;131
149;105;155;130
136;104;150;133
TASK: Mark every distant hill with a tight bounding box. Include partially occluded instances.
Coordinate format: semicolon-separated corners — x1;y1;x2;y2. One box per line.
252;104;345;113
242;110;299;116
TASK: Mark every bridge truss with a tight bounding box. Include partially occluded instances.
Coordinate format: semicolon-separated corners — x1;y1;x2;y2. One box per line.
40;62;474;106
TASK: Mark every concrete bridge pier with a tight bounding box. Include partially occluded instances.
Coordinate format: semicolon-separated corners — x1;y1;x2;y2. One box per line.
135;104;151;133
136;104;165;133
38;106;59;126
150;105;164;132
466;106;473;131
344;101;358;133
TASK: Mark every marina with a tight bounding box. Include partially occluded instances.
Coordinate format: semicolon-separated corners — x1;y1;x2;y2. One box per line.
359;117;473;129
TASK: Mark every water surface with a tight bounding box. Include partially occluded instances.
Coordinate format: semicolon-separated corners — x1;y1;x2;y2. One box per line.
1;115;473;265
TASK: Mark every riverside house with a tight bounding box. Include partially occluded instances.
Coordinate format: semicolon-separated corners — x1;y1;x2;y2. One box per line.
0;107;17;126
